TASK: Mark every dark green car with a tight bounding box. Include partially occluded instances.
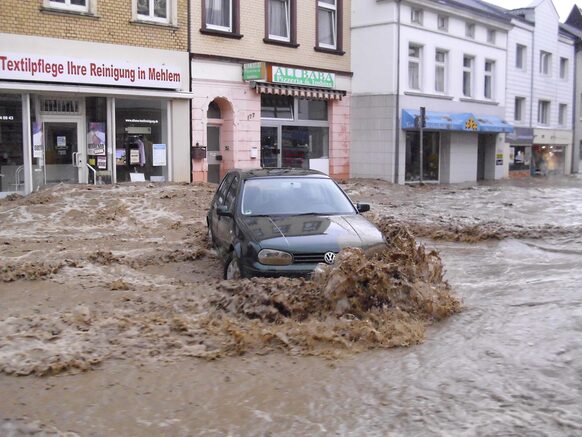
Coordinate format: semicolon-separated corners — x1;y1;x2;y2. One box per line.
207;168;386;279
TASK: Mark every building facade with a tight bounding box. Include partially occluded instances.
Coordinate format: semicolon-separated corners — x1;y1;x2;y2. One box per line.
190;0;352;183
351;0;513;184
0;0;191;197
503;0;575;179
564;6;582;174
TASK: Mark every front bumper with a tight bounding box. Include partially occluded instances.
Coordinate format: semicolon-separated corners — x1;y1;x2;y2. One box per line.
241;261;319;279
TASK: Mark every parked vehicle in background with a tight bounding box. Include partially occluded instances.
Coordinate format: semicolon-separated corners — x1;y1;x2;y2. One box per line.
207;168;386;279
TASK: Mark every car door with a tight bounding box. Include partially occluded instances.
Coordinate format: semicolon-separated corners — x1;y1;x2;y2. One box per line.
215;174;240;251
210;173;234;250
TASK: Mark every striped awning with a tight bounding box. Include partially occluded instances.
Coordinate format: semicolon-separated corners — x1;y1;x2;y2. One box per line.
251;82;346;101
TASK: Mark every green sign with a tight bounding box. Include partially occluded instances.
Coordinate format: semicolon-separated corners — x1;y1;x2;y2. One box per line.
271;65;335;88
243;62;266;81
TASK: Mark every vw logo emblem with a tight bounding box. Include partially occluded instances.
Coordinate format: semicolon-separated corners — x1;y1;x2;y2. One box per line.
324;252;336;265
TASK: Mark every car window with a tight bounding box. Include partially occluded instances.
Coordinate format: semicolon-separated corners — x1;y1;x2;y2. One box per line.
216;173;234;206
225;175;240;211
241;177;356;216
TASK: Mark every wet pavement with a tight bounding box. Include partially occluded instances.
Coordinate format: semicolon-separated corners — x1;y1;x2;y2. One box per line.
1;176;582;435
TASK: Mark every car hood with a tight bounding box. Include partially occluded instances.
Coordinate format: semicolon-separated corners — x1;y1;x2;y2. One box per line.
240;214;385;253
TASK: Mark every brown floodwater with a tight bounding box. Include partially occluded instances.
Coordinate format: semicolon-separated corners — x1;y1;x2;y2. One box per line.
1;176;582;435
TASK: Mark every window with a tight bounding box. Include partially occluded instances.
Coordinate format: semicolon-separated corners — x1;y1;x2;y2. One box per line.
559;104;567;125
317;0;339;50
463;56;473;97
411;8;423;25
298;99;327;120
538;100;550;125
268;0;291;42
560;57;568;79
437;15;448;31
405;132;440;182
0;94;24;195
514;97;525;122
46;0;88;12
137;0;169;22
408;44;422;90
205;0;233;32
261;95;294;119
487;29;496;44
540;51;552;76
484;60;494;100
435;50;447;93
516;44;526;70
466;22;475;39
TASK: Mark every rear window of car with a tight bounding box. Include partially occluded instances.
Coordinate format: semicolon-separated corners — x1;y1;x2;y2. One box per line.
241;177;356;216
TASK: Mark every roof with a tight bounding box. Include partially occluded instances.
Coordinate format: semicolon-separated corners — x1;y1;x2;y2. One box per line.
433;0;512;23
232;168;328;180
560;22;582;40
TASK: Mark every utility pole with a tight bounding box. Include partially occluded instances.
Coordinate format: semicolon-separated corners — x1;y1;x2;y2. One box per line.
419;106;426;183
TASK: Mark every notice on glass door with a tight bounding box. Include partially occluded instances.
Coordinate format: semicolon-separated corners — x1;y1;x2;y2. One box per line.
153;144;166;166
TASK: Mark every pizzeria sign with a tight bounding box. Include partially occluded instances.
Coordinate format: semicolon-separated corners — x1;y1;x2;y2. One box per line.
270;65;335;88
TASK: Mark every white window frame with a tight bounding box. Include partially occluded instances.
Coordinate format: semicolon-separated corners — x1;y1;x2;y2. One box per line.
435;49;447;94
318;0;337;50
538;100;550;125
408;44;422;91
487;29;496;44
484;60;495;100
516;44;527;70
45;0;89;13
205;0;233;32
269;0;291;42
559;104;567;126
540;51;552;76
135;0;174;24
466;22;475;39
411;8;423;25
560;57;568;80
463;55;474;98
437;15;448;31
515;97;525;122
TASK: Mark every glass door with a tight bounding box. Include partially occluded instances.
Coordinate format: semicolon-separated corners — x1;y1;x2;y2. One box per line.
43;121;84;184
260;126;280;167
207;125;221;183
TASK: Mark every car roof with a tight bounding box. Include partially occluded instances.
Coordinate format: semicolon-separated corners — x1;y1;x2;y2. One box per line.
232;168;329;180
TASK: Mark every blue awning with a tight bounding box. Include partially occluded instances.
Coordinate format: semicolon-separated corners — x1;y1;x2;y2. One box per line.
402;109;513;133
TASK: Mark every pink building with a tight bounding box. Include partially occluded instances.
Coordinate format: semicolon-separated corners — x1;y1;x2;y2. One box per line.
190;0;352;183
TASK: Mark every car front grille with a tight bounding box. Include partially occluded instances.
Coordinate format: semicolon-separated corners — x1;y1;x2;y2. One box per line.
292;253;327;264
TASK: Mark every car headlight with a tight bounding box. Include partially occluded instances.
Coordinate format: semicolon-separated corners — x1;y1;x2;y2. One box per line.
258;249;293;266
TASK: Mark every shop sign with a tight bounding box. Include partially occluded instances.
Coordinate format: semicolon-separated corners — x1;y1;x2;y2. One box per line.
506;127;534;145
496;153;504;166
270;65;335;88
243;62;267;81
464;117;479;131
0;115;14;121
0;52;182;90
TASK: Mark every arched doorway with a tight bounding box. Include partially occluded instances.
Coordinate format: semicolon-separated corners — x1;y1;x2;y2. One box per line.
206;98;234;183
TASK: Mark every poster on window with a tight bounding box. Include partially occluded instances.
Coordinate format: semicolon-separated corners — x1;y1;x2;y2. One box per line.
129;149;140;165
97;155;107;170
32;122;43;158
153;144;167;166
87;122;106;156
57;136;67;149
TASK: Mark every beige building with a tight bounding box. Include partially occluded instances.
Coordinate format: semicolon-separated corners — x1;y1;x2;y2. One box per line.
190;0;352;183
0;0;191;196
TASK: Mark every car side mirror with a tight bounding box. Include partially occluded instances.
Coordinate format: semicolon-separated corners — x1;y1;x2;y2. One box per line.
217;205;233;217
356;203;370;213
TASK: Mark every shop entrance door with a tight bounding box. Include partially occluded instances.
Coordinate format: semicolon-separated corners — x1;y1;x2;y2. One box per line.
261;126;279;167
207;125;221;183
43;121;85;184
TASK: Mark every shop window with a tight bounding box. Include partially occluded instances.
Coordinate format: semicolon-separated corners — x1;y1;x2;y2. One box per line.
115;99;169;183
282;126;329;168
86;97;109;184
509;146;531;172
405;131;440;182
317;0;342;51
0;94;24;194
298;99;327;121
45;0;89;13
261;95;294;119
135;0;172;23
207;101;222;119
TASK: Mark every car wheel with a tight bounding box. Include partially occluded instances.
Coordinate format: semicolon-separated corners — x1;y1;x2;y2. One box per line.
224;254;241;280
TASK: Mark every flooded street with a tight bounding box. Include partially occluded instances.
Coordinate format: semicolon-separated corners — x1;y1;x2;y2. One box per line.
1;176;582;436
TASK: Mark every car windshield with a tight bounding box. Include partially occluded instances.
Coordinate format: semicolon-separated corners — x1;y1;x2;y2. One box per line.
241;177;356;216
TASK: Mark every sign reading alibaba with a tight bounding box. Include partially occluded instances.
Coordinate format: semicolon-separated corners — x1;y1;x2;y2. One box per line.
0;52;182;89
268;65;335;88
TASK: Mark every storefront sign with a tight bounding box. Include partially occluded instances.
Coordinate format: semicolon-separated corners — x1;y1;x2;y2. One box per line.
0;115;14;121
506;127;534;145
243;62;267;81
0;52;182;89
465;117;479;131
270;66;335;88
153;144;167;166
97;155;107;170
496;153;504;166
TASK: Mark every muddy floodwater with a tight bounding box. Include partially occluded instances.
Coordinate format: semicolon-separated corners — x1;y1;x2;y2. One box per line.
1;176;582;436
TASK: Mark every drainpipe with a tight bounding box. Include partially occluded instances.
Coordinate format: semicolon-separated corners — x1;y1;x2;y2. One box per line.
573;41;579;173
394;0;402;184
188;0;193;182
529;26;535;127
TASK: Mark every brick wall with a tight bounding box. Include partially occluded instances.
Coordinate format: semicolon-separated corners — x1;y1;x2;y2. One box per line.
0;0;187;51
191;0;351;73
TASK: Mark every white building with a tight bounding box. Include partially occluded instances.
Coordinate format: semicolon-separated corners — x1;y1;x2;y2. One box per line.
351;0;513;184
503;0;575;178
